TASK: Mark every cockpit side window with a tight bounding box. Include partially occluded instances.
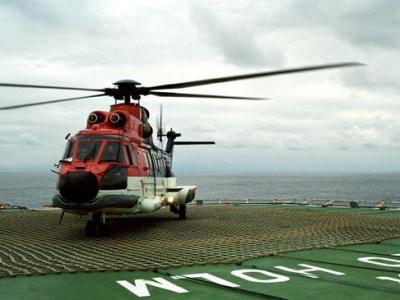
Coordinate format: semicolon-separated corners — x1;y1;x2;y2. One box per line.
124;145;133;165
99;141;123;162
76;141;102;161
128;145;138;166
62;140;75;160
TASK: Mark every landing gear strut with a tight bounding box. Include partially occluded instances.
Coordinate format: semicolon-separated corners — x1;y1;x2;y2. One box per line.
85;213;111;237
178;204;187;220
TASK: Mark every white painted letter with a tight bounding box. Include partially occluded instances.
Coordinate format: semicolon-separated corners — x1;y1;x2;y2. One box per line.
358;257;400;267
377;274;400;284
116;277;188;297
231;269;289;283
172;273;239;287
275;264;345;278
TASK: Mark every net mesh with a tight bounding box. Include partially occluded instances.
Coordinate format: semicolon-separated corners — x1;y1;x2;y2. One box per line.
0;205;399;278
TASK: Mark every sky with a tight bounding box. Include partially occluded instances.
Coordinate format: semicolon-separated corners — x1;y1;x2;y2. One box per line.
0;0;399;173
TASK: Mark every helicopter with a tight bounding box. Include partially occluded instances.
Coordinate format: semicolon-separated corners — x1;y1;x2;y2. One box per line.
0;62;363;236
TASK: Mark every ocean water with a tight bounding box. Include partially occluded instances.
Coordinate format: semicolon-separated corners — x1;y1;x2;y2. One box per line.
1;172;400;208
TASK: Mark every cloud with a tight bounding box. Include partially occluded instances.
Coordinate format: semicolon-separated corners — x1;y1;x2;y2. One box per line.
190;3;284;67
278;0;400;49
0;132;39;146
259;0;400;93
339;56;400;93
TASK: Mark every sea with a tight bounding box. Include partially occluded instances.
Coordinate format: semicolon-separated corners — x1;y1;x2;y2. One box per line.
1;172;400;209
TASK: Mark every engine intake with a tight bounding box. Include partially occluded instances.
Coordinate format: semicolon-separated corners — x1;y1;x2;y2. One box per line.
109;112;126;127
87;112;106;124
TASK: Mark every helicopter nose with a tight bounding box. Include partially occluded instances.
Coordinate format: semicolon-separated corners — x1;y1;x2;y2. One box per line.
59;171;99;203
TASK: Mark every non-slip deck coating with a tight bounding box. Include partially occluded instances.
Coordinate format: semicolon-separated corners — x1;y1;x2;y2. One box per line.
1;205;400;278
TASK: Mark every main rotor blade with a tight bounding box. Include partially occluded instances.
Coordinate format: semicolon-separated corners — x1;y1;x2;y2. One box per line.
147;62;364;90
149;91;267;100
174;141;216;145
0;93;106;110
160;104;163;130
0;82;104;92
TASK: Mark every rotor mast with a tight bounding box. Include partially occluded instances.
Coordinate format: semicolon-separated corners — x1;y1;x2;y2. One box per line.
105;79;143;104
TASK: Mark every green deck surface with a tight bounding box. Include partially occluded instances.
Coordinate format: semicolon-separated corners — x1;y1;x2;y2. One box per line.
1;206;399;299
237;204;400;216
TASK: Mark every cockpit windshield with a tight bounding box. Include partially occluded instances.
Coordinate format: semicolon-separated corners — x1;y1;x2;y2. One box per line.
99;141;122;162
62;134;125;163
76;141;102;161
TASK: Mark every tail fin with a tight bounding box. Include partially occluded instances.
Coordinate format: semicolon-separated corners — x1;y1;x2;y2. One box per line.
165;129;215;173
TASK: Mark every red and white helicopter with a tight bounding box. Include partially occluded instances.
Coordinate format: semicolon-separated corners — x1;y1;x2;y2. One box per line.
0;62;362;236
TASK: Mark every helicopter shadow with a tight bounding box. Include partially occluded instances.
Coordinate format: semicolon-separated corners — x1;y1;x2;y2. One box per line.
66;214;184;239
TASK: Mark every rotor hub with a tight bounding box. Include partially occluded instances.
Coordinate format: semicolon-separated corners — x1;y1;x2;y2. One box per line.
113;79;141;86
105;79;146;102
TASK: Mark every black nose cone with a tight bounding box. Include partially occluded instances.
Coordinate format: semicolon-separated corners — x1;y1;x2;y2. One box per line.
59;171;99;203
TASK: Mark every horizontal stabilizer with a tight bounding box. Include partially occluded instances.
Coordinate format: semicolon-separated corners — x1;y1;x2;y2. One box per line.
174;141;215;145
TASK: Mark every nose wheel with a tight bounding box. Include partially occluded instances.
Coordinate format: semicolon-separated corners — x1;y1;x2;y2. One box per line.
178;204;187;220
85;213;111;237
170;204;187;220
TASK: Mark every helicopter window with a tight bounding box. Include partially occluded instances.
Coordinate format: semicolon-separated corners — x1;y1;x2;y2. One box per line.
153;154;159;172
129;145;138;166
62;140;75;160
160;158;165;171
76;141;102;161
143;153;149;168
99;141;123;162
152;153;160;173
145;152;154;176
158;158;163;171
124;145;133;165
120;145;127;164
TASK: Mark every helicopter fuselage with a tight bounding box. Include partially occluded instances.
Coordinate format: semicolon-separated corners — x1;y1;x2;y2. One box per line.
52;103;196;225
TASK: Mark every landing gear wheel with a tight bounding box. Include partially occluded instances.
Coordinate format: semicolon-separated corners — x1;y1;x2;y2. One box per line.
85;219;111;237
170;204;178;214
178;204;187;220
85;220;97;237
97;221;111;237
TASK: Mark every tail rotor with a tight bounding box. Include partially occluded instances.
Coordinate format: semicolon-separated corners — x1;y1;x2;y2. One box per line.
156;104;166;147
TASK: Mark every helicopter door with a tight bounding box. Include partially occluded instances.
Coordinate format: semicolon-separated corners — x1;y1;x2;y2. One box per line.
151;151;164;196
144;151;156;197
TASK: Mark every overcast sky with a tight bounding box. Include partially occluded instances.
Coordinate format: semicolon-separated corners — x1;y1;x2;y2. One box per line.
0;0;399;173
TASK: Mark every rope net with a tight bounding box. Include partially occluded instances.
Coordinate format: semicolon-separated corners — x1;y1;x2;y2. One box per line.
0;205;399;278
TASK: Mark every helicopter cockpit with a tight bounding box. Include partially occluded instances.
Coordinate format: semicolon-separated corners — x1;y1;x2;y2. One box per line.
61;134;127;164
58;134;131;194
